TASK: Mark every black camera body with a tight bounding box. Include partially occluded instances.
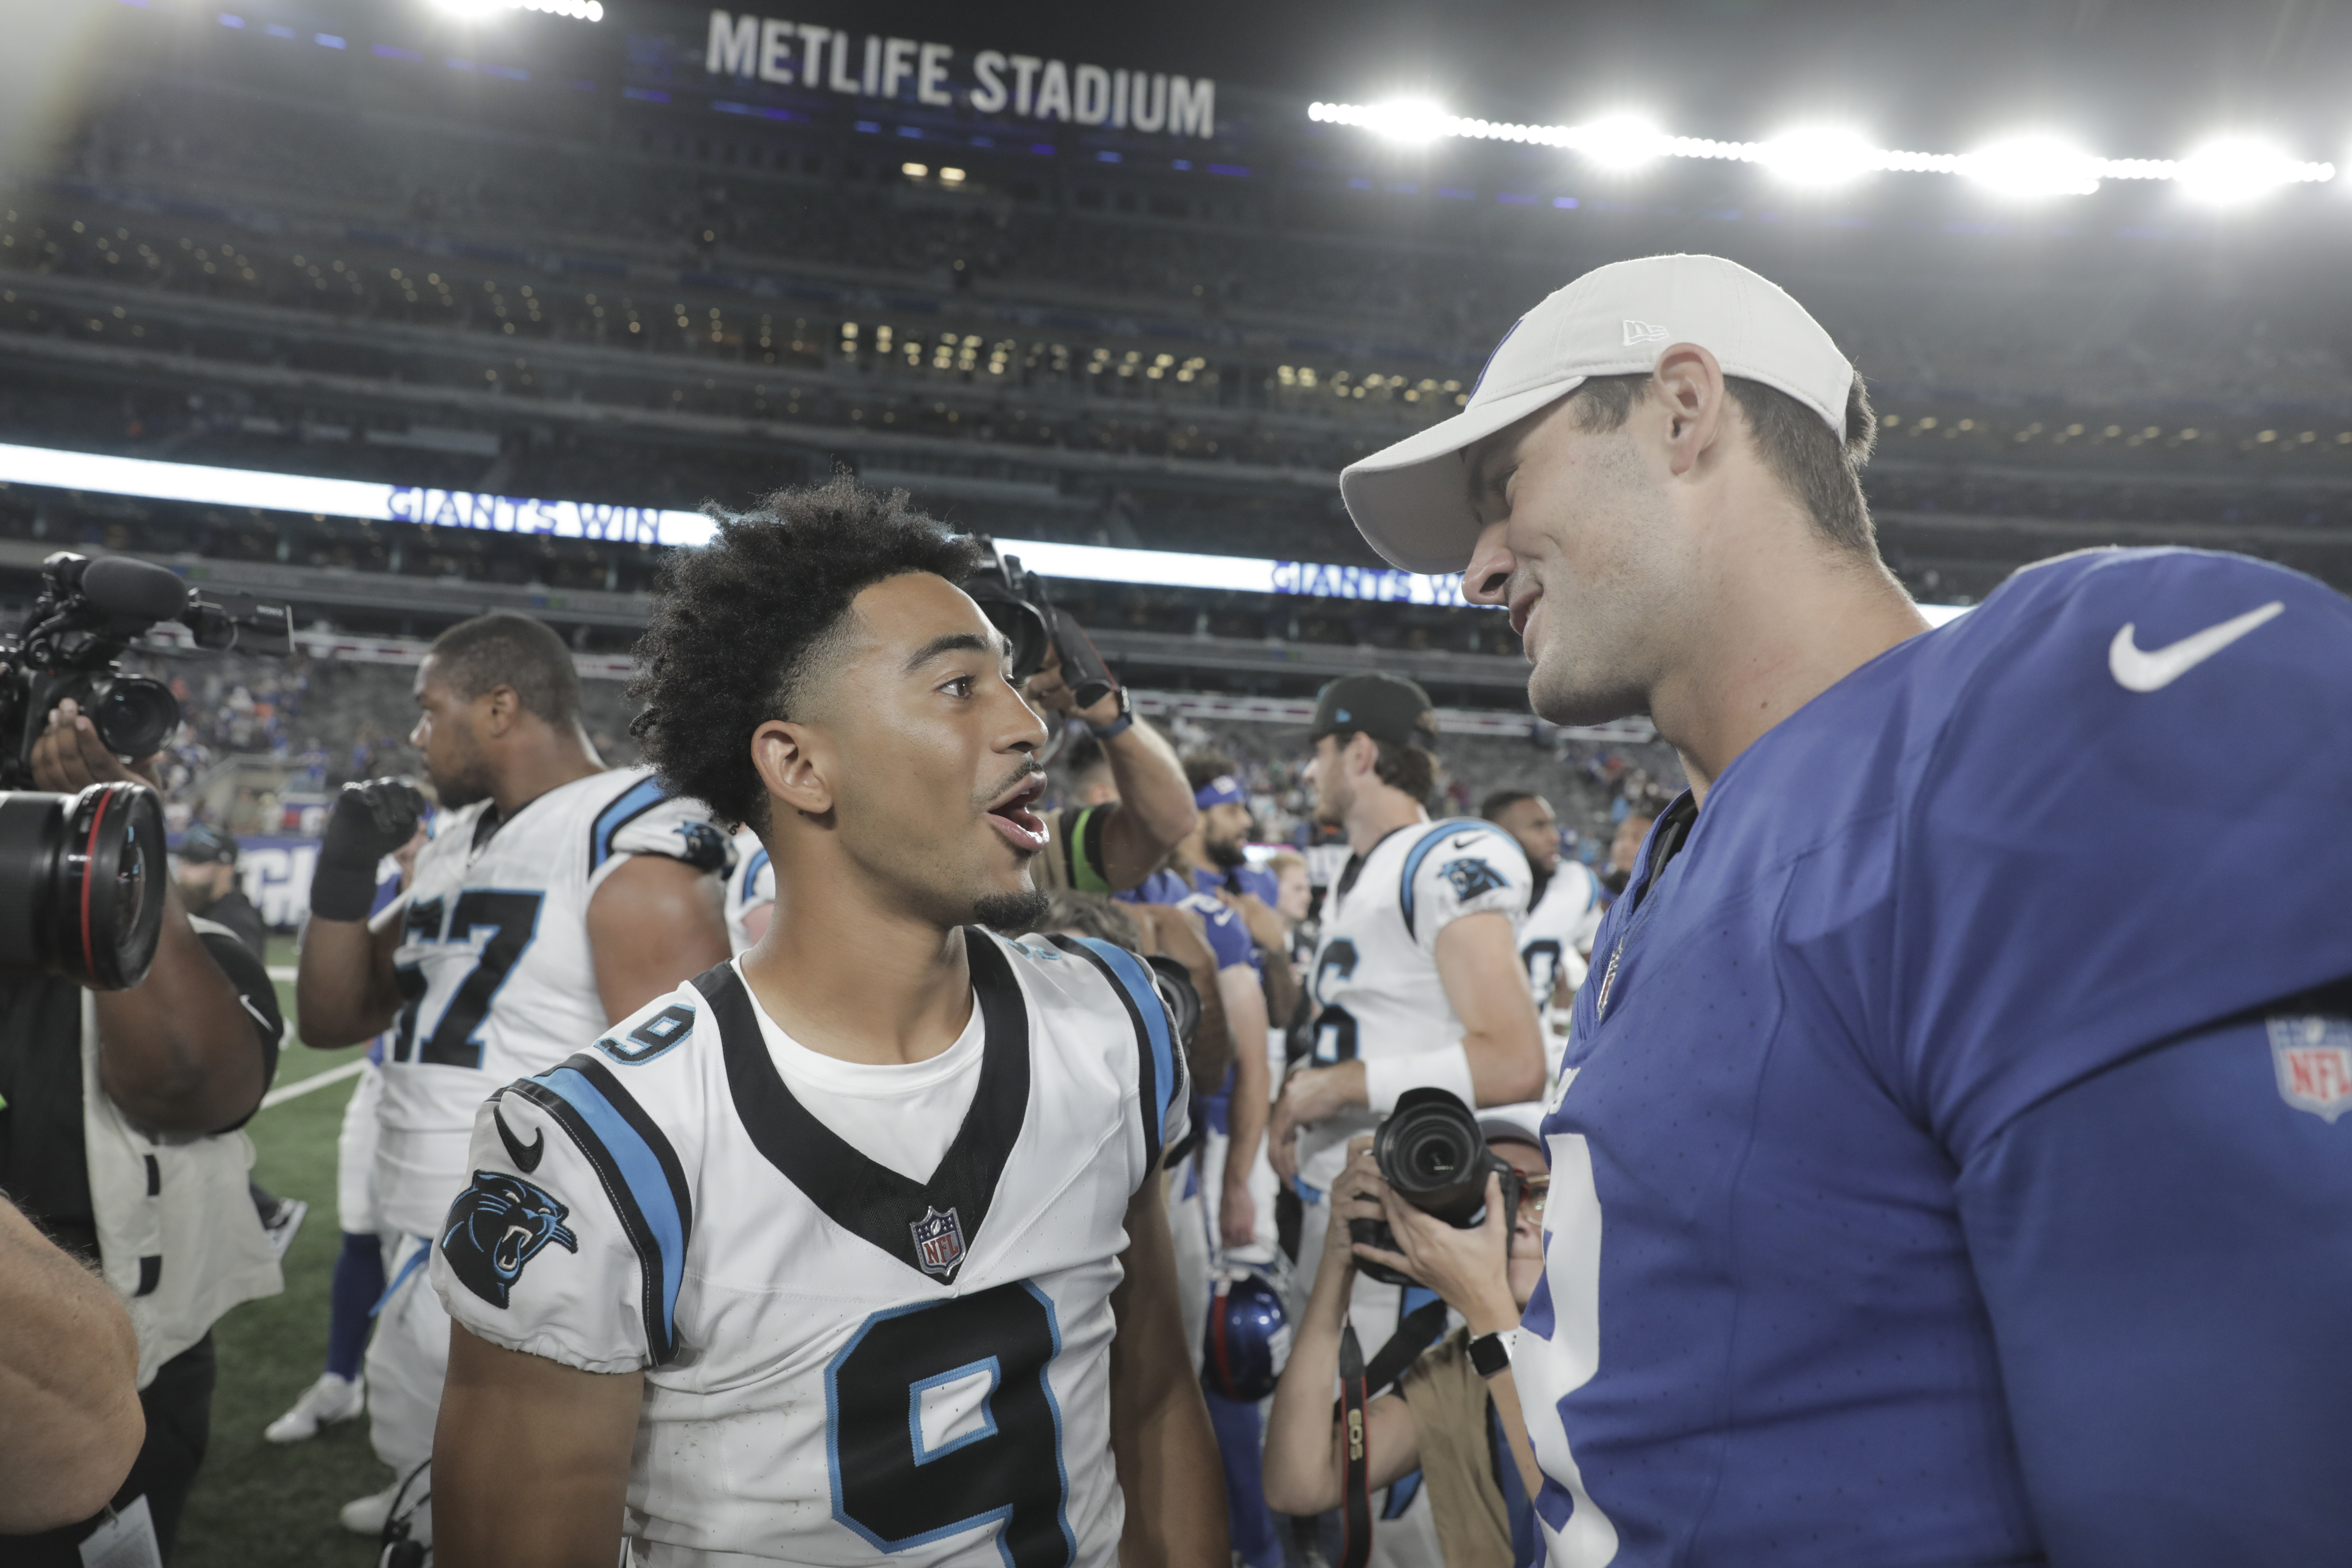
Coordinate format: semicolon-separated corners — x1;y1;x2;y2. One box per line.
0;553;291;988
1349;1087;1524;1288
0;552;292;790
961;539;1117;711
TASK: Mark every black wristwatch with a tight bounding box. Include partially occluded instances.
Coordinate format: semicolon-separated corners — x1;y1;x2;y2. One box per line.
1086;685;1134;740
1466;1329;1517;1379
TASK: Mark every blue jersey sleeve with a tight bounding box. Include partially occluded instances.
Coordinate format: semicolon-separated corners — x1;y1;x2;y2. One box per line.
1180;892;1258;974
1892;549;2352;1159
1954;989;2352;1564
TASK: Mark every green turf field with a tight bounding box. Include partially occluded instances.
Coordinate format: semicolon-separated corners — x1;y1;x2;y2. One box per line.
175;939;394;1568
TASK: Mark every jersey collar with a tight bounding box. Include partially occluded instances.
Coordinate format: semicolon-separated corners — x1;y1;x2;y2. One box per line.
694;929;1028;1287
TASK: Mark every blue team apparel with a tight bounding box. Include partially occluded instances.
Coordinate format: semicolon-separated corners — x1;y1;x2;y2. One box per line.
1526;548;2352;1567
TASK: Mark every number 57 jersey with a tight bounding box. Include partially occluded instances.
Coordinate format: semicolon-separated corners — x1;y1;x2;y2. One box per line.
376;765;732;1240
429;930;1189;1568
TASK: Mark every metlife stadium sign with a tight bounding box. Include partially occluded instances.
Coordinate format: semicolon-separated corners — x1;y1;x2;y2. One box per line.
700;11;1216;139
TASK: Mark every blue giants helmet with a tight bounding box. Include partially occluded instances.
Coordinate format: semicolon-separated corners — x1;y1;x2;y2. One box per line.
1203;1269;1292;1401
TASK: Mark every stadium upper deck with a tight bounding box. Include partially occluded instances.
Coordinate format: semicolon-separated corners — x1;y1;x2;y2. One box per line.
4;0;2351;676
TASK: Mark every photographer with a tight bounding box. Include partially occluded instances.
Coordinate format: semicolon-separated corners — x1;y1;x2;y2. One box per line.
1263;1121;1546;1568
0;700;286;1562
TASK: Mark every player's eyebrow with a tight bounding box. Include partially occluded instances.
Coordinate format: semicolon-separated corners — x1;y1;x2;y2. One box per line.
902;630;995;673
1465;442;1506;512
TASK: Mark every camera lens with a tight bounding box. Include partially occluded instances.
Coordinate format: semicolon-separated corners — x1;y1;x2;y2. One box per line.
0;783;168;989
1373;1088;1493;1227
88;675;182;761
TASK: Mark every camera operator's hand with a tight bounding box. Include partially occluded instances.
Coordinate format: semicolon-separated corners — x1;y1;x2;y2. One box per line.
1320;1138;1386;1275
310;777;429;923
1351;1171;1521;1336
1267;1061;1365;1182
1021;641;1122;729
30;699;161;792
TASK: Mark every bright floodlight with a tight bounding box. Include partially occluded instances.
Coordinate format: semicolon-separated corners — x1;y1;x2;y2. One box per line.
1756;127;1878;187
430;0;604;21
2176;137;2305;203
1364;99;1452;145
1575;115;1669;170
1960;135;2102;197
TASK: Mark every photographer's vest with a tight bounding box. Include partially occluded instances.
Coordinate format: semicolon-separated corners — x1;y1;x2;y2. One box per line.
78;927;283;1388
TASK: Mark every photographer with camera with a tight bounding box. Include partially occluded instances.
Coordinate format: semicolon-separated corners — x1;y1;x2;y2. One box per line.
0;699;288;1563
1263;1109;1547;1568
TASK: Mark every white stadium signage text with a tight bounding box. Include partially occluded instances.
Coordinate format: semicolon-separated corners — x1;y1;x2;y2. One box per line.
702;11;1216;139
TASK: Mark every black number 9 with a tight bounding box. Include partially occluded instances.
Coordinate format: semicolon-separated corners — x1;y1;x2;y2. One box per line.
825;1281;1072;1567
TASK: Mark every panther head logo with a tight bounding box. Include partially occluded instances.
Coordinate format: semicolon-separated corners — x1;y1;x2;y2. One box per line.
441;1170;579;1309
1441;856;1508;901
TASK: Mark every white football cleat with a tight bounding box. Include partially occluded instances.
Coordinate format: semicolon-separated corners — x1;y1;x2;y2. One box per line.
264;1371;363;1443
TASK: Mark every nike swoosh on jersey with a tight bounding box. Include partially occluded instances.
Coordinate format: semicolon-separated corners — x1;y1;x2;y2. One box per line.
494;1104;545;1173
1450;834;1480;850
2108;601;2285;692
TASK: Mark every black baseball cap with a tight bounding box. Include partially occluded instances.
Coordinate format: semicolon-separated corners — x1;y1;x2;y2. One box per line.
176;824;239;865
1311;674;1437;748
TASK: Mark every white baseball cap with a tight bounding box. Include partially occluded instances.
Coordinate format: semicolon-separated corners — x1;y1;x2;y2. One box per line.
1338;253;1855;574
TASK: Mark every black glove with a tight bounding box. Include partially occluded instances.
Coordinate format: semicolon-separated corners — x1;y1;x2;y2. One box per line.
309;778;428;922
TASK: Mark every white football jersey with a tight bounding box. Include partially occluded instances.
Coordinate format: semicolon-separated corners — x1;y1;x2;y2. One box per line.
1299;817;1532;1192
1519;860;1600;1011
375;766;731;1238
723;827;775;956
430;930;1189;1568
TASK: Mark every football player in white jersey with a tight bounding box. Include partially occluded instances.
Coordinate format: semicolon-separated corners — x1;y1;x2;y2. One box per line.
296;611;735;1535
1481;789;1600;1063
428;477;1224;1568
724;824;776;954
1267;674;1546;1568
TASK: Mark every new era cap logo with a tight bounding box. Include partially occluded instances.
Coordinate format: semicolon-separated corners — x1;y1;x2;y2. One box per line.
1622;319;1669;346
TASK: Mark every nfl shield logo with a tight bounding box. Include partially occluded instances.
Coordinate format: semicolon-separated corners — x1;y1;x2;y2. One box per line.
911;1206;966;1278
2268;1016;2352;1124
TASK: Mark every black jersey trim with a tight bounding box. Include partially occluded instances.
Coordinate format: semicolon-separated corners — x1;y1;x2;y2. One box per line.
1046;934;1185;1178
697;931;1029;1286
502;1058;694;1366
588;775;673;875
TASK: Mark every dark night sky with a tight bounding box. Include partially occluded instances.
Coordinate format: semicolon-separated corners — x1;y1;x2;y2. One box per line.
630;0;2352;162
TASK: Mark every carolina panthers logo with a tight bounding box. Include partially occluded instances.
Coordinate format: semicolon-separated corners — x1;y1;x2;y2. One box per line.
441;1170;579;1309
1440;856;1508;901
672;820;732;874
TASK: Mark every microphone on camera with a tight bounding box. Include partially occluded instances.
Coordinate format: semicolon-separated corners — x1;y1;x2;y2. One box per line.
79;556;192;624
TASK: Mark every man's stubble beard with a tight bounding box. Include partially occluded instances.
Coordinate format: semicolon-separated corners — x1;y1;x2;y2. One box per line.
1522;473;1679;730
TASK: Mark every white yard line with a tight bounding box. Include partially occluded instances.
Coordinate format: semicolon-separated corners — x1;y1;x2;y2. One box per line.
259;1058;367;1110
266;966;298;982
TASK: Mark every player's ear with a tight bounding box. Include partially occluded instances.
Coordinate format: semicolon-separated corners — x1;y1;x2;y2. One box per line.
477;683;523;738
1651;342;1727;478
751;718;835;821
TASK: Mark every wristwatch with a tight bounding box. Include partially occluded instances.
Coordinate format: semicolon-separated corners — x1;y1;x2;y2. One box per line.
1466;1329;1517;1379
1086;685;1134;740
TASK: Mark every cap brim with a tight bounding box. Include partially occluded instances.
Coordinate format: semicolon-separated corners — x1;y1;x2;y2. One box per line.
1338;377;1584;575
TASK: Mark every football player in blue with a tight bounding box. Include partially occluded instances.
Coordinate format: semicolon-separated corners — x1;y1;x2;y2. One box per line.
1337;251;2352;1567
428;477;1223;1568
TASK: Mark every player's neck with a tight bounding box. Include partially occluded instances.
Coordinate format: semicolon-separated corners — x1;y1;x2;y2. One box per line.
1344;788;1427;856
487;725;606;820
1173;832;1213;879
741;886;974;1067
1651;552;1926;808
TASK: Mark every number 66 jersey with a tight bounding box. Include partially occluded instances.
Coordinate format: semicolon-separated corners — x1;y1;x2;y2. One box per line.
429;930;1189;1568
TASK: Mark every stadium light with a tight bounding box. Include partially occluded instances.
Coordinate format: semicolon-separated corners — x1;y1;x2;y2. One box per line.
1570;114;1670;169
427;0;604;22
1959;135;2103;197
1305;99;2334;198
1755;127;1879;187
2175;136;2320;203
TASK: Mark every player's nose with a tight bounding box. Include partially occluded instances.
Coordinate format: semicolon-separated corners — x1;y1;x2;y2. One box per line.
1463;522;1518;608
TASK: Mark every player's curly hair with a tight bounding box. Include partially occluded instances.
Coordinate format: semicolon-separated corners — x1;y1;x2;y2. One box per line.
627;475;983;829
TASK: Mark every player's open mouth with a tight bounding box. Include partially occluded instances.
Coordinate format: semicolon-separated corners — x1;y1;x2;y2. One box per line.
985;774;1050;854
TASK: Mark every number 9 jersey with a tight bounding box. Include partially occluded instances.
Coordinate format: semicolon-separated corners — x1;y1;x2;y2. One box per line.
429;930;1189;1568
375;765;734;1240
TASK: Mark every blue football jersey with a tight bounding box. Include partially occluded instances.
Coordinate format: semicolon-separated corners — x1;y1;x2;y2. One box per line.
1524;548;2352;1567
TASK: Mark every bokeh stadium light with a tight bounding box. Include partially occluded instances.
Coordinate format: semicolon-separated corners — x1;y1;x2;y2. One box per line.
1306;101;2334;201
428;0;604;22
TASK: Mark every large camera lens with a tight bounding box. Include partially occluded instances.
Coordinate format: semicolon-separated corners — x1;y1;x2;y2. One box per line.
1350;1087;1509;1286
0;783;169;989
88;675;183;761
961;573;1054;681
